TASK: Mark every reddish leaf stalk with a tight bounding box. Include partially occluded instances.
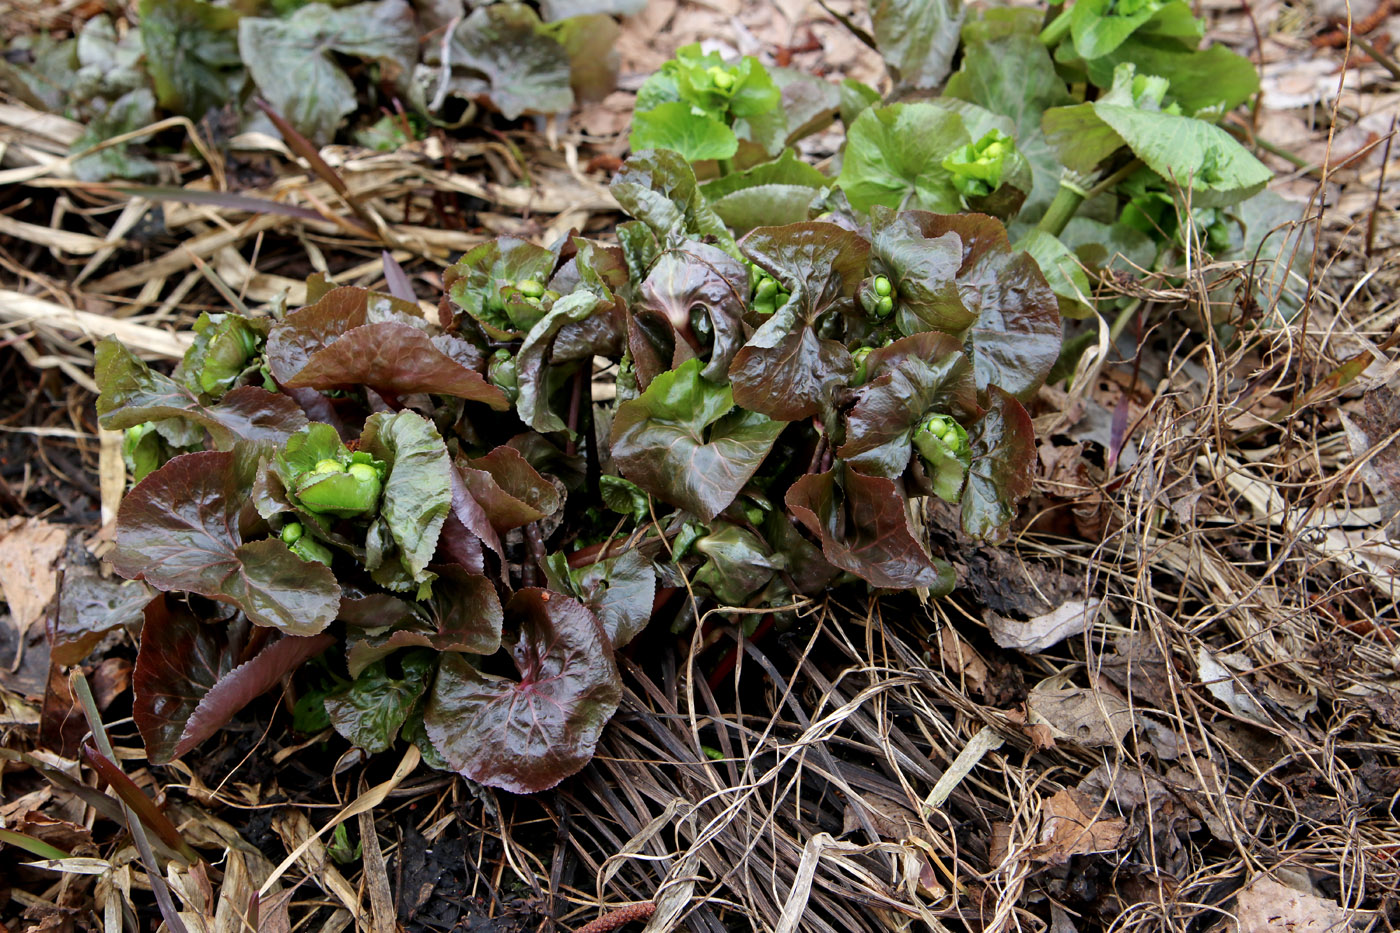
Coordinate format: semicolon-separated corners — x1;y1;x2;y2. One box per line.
575;901;656;933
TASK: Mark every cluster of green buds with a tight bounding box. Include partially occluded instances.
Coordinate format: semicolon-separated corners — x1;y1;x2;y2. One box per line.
749;264;791;316
487;348;520;403
182;313;264;398
913;413;971;503
488;278;561;332
848;346;875;386
280;521;334;565
292;450;386;518
858;274;895;320
942;130;1014;199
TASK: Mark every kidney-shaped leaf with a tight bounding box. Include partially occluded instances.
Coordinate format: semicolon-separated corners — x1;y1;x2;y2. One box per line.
786;465;954;593
612;358;784;521
548;549;657;649
112;450;340;635
838;332;980;478
868;207;972;336
432;3;573;120
729;223;870;420
424;588;622;794
837;102;969;214
238;0;417;144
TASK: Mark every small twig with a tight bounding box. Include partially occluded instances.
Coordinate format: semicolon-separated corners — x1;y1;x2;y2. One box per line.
575;901;656;933
1353;34;1400;82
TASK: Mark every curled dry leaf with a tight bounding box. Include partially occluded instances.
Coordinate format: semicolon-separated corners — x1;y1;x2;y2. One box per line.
988;598;1100;653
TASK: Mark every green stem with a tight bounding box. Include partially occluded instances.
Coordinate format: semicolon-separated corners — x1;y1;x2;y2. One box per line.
1039;7;1073;47
1082;157;1144;202
1037;181;1087;238
717;158;734;177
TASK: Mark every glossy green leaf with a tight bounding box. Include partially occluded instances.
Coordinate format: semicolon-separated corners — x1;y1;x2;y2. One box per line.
326;651;435;754
360;412;454;583
693;524;779;605
944;34;1073;221
837;102;969;213
629;101;738;162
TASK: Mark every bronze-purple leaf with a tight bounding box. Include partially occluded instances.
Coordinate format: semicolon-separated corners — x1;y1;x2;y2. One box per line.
112;450;340;635
729;222;870;420
786;464;954;592
423;588;621;794
960;386;1036;543
837;332;980;478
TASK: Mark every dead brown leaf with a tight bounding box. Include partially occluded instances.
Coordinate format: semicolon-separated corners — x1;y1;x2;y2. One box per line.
988;599;1100;654
1341;383;1400;536
1234;875;1358;932
933;626;988;694
1034;788;1127;863
1027;679;1137;749
0;517;68;645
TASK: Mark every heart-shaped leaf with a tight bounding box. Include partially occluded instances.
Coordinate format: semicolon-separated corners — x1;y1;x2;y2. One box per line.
360;412;454;583
960;386;1036;543
424;588;622;793
637;241;750;384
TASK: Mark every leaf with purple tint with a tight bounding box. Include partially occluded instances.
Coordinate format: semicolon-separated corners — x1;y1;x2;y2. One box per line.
837;332;980;478
609;149;734;252
424;588;622;794
960;387;1036;543
786;465;954;592
456;446;562;533
132;596;239;765
637;241;750;385
891;212;1060;400
112;450;340;635
178;630;334;760
867;207;972;336
444;237;560;340
612;358;784;521
729;223;870;420
96;339;308;447
544;549;656;649
347;568;504;676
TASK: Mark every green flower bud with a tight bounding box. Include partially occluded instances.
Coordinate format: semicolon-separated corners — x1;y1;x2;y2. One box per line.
876;295;894;317
873;275;892;297
281;522;304;545
914;414;970;503
849;346;874;386
709;66;734;90
291;535;334;566
689;306;714;345
295;460;382;517
488;349;520;402
314;458;344;474
516;279;545;299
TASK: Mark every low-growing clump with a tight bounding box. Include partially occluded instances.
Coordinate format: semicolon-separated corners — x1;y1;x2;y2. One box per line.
84;0;1298;792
